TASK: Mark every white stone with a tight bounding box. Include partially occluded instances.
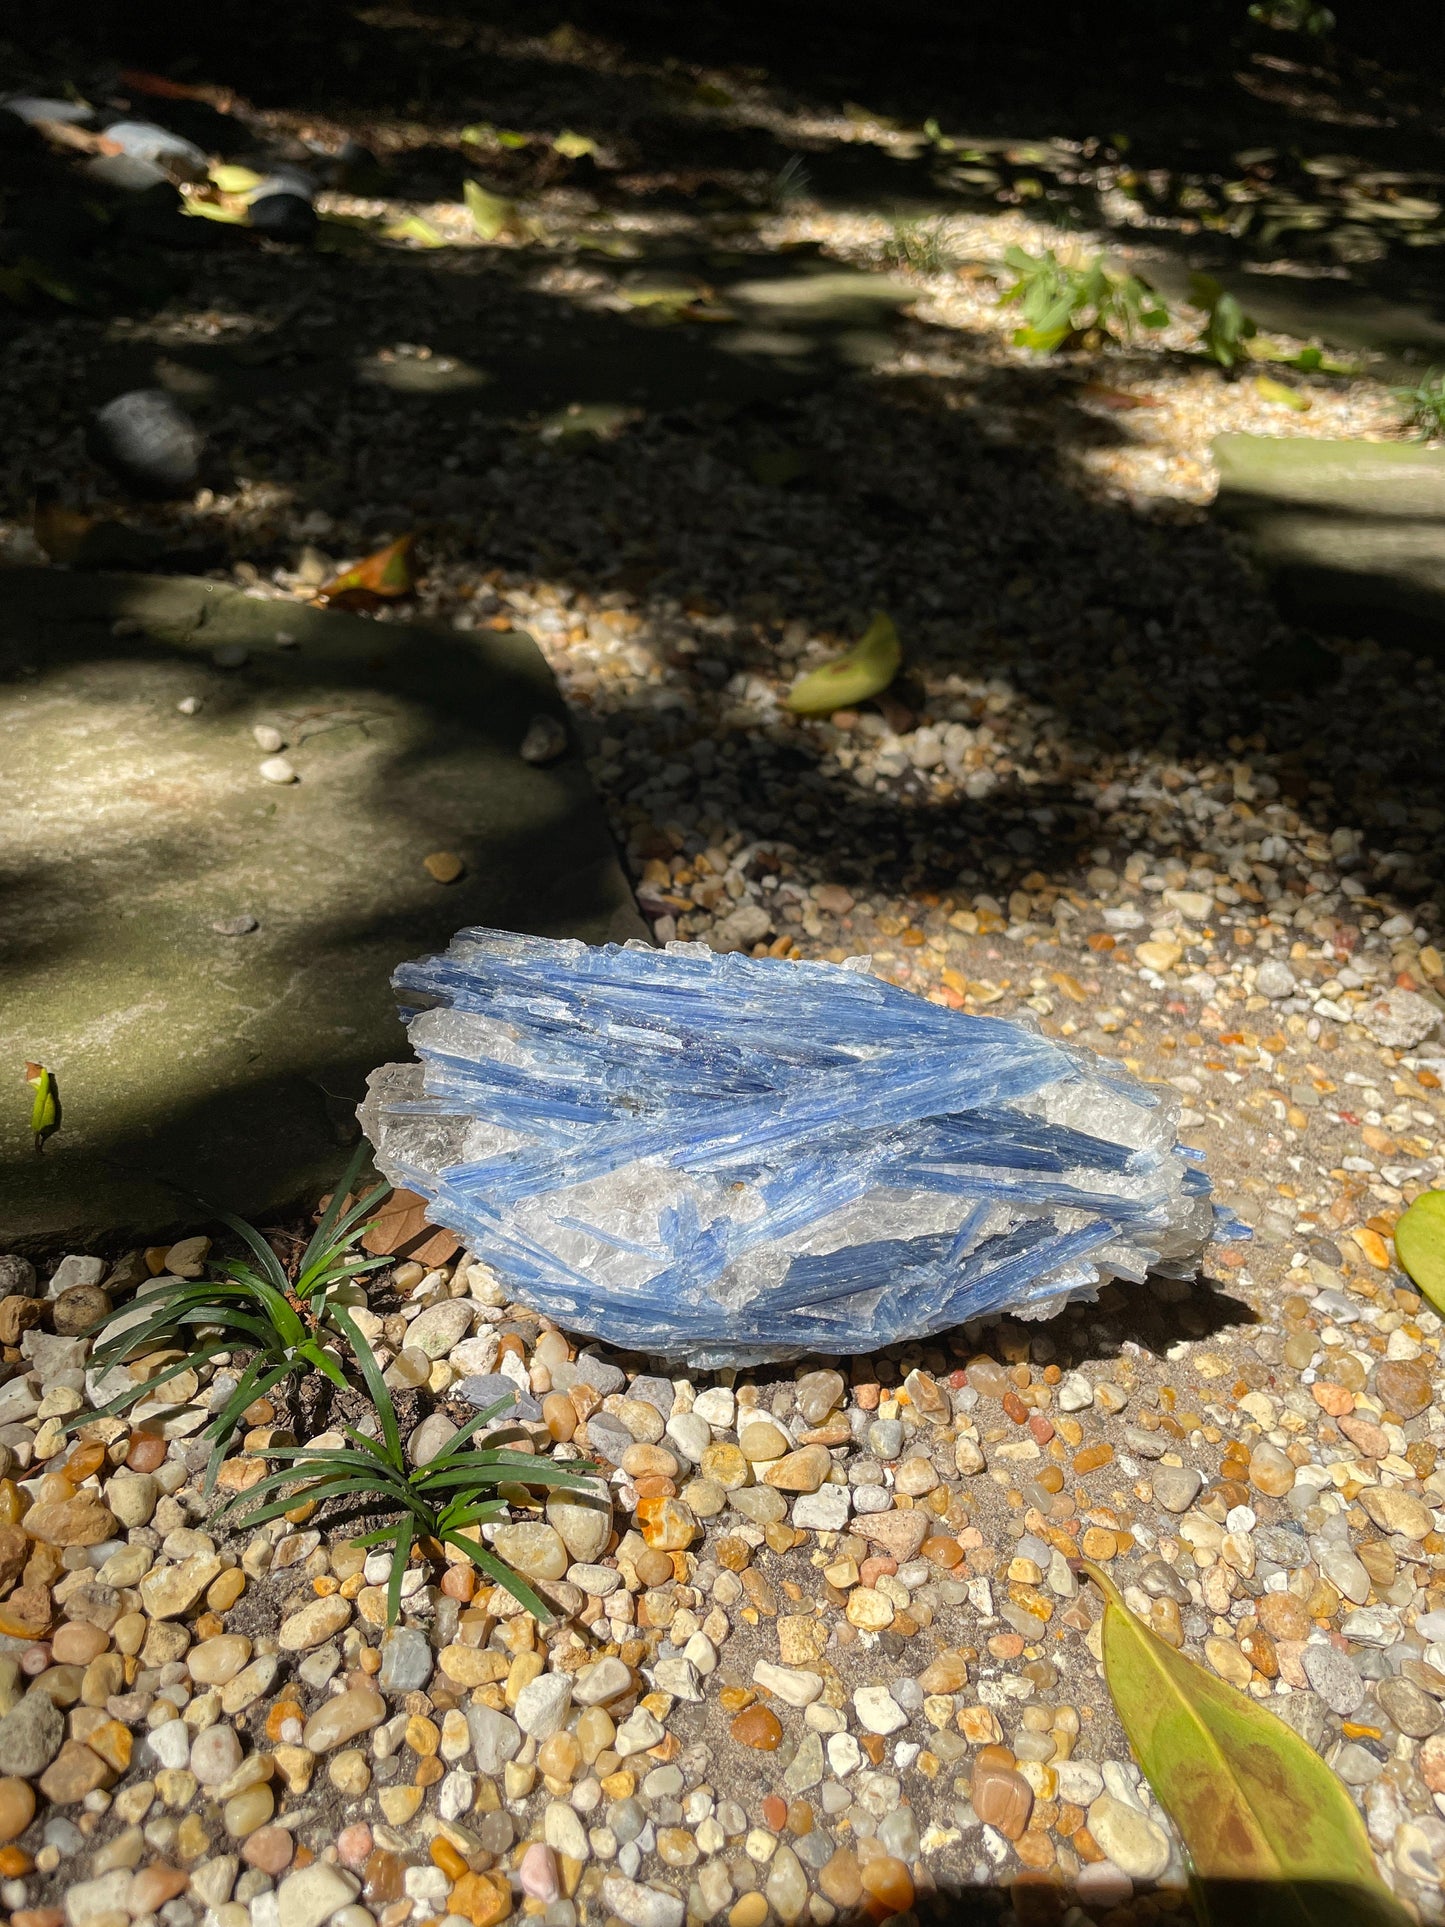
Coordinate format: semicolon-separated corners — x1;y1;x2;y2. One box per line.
276;1862;360;1927
405;1300;475;1358
1088;1793;1171;1881
544;1800;590;1862
753;1662;823;1708
791;1487;850;1532
66;1871;134;1927
853;1686;907;1736
601;1875;685;1927
514;1673;573;1740
692;1388;735;1430
666;1412;711;1463
615;1707;666;1756
1057;1373;1093;1412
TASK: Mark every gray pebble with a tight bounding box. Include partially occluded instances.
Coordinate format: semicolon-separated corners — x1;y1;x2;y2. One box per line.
628;1375;675;1419
1376;1676;1441;1739
377;1624;433;1695
553;1355;625;1398
1150;1464;1202;1514
0;1256;37;1298
1332;1742;1385;1786
0;1690;63;1777
456;1375;540;1421
584;1413;635;1465
88;389;204;496
1301;1644;1364;1716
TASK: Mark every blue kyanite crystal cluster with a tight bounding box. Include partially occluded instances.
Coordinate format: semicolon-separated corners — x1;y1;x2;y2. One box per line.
360;928;1240;1366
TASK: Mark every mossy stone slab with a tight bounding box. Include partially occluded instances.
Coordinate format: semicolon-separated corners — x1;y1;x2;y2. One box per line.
0;571;643;1250
1213;434;1445;644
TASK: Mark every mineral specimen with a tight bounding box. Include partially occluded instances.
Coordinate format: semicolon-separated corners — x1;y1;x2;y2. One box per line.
361;928;1242;1366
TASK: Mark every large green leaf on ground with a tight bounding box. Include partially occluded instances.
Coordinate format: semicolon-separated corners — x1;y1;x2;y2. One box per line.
1083;1561;1409;1927
1395;1189;1445;1312
785;611;901;715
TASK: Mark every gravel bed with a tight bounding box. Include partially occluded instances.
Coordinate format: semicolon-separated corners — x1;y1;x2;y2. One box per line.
3;22;1445;1927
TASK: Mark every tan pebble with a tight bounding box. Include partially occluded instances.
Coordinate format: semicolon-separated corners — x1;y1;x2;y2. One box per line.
918;1652;970;1696
380;1785;424;1825
187;1635;252;1686
818;1848;861;1908
423;852;464;884
738;1420;789;1462
0;1779;34;1843
223;1783;274;1838
958;1705;1003;1745
1205;1636;1254;1688
971;1761;1033;1840
844;1588;894;1632
38;1741;113;1805
700;1443;749;1489
50;1623;108;1666
329;1749;371;1796
207;1569;246;1612
761;1446;831;1493
1247;1444;1295;1498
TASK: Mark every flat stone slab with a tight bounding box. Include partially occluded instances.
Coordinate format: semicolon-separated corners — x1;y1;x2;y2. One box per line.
1213;434;1445;644
0;571;643;1249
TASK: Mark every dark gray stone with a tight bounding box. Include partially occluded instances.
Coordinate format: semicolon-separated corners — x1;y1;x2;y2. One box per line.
583;1414;635;1466
456;1376;540;1423
87;390;205;496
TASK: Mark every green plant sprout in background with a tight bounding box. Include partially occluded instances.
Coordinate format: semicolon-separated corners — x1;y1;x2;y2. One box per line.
883;218;956;274
1191;273;1258;369
997;247;1167;352
1394;369;1445;441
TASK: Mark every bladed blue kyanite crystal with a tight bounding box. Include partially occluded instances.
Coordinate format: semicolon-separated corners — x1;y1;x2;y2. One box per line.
360;928;1242;1366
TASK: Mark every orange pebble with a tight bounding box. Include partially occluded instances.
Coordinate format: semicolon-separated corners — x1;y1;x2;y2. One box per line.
430;1839;468;1881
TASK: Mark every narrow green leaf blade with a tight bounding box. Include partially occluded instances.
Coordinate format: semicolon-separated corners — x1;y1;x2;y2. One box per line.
1083;1562;1409;1927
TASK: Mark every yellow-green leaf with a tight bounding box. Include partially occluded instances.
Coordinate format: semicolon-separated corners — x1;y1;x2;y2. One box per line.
209;163;263;194
785;612;901;715
1083;1561;1409;1927
25;1063;57;1146
382;214;445;248
464;180;513;241
1395;1189;1445;1311
183;196;249;225
1255;374;1310;411
553;130;596;159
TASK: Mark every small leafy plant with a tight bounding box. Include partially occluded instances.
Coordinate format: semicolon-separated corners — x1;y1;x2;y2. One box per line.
222;1339;605;1623
997;246;1167;352
768;155;812;210
1394;368;1445;441
1191;272;1258;370
883;218;954;275
76;1141;390;1486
